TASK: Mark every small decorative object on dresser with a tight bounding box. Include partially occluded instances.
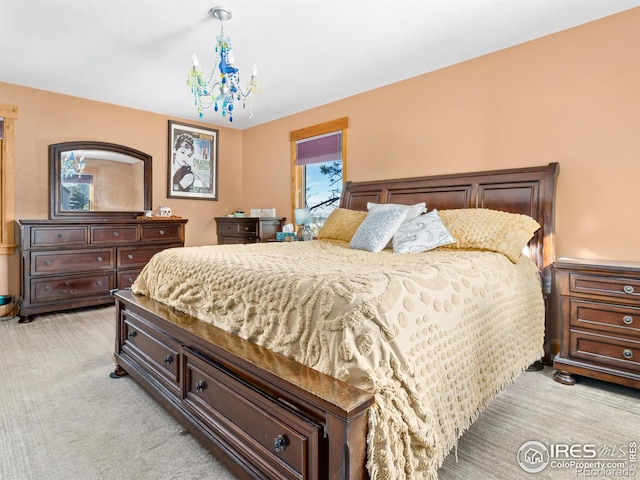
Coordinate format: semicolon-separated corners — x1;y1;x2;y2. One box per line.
553;258;640;389
215;217;286;245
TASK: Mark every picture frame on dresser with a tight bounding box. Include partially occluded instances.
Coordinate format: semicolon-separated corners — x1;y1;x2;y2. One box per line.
168;120;219;201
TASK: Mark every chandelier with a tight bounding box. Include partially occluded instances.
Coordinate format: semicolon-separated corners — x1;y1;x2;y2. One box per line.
187;6;259;122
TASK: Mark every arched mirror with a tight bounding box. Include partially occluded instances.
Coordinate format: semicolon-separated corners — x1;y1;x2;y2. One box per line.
49;141;152;219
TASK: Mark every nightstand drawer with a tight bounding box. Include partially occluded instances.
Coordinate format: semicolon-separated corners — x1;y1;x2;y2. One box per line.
569;273;640;300
217;220;258;235
567;298;640;338
570;331;640;373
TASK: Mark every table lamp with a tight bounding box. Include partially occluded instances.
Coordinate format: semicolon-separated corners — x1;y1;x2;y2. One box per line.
294;208;313;241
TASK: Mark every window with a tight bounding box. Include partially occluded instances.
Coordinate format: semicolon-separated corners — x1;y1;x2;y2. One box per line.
0;104;17;255
290;117;348;227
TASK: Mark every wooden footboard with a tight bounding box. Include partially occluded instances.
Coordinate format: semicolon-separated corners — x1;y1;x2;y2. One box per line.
113;289;375;480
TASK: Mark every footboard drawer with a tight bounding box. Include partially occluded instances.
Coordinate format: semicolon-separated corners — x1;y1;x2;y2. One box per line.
121;312;181;398
183;349;322;480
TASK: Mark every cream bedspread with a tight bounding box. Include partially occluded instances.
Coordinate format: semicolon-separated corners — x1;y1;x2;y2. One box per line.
131;240;545;479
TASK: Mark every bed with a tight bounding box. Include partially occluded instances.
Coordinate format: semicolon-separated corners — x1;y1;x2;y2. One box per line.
112;162;558;480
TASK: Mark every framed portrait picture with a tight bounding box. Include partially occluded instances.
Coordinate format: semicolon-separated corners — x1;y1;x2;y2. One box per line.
167;120;219;200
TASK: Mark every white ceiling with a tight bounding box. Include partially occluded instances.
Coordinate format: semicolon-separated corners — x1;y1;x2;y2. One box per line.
1;0;638;130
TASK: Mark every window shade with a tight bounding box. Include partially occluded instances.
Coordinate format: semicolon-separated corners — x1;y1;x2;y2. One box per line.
296;131;342;166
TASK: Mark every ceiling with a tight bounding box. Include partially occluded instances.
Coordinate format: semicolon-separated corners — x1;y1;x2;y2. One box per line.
1;0;638;130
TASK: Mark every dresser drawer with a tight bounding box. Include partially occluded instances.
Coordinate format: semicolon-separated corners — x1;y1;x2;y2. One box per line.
31;249;114;275
30;226;88;247
570;331;640;373
566;298;640;339
184;350;321;480
218;235;259;245
117;246;174;268
30;273;113;302
569;273;640;300
140;224;183;242
121;313;181;397
217;220;258;236
91;226;138;244
117;269;142;289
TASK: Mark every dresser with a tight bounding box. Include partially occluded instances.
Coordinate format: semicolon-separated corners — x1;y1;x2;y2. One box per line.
553;258;640;389
215;217;285;245
17;218;187;322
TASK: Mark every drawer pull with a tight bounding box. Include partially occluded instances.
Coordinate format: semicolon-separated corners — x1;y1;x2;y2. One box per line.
127;277;134;283
623;349;633;359
624;285;634;294
44;259;52;266
195;380;206;393
623;315;634;325
44;286;52;292
97;256;103;262
113;232;119;237
244;226;250;231
163;354;173;365
127;254;134;260
96;281;103;286
159;230;165;235
57;233;63;238
127;330;137;339
273;435;287;453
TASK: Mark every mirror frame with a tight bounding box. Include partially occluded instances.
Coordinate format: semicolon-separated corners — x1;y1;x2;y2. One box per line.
49;141;152;220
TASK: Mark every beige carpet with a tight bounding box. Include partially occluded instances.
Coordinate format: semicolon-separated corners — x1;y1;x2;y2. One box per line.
1;306;637;480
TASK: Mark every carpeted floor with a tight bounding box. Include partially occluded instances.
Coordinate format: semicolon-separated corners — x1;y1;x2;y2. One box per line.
0;306;637;480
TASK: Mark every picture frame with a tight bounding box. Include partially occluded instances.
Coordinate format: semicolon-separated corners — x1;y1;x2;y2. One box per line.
167;120;219;200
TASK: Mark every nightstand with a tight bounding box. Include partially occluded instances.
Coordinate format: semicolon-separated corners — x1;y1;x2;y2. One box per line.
552;258;640;389
215;217;286;245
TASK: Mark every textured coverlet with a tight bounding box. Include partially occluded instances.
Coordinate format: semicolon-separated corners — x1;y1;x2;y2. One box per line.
132;240;545;479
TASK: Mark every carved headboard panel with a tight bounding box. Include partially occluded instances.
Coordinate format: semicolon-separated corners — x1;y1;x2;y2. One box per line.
340;163;559;296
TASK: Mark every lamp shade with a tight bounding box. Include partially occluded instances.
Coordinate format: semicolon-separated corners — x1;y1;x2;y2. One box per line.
294;208;311;225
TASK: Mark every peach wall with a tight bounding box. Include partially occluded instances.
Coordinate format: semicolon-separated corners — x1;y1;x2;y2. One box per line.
1;9;638;301
243;8;640;263
0;84;245;296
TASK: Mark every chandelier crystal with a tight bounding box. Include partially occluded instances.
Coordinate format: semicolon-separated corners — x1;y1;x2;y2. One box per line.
61;151;85;178
187;7;259;122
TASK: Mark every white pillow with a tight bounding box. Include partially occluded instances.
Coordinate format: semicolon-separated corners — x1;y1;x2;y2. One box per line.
350;208;408;253
392;209;456;254
367;202;426;220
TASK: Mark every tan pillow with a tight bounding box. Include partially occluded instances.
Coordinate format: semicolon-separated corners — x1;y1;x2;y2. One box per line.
317;208;368;242
438;208;541;263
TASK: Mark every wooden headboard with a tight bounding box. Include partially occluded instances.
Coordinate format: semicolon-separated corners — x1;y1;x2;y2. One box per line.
340;163;559;297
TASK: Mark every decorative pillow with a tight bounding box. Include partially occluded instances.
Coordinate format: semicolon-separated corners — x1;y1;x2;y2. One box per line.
367;202;426;220
438;208;541;263
317;208;368;242
350;209;408;253
392;209;456;254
